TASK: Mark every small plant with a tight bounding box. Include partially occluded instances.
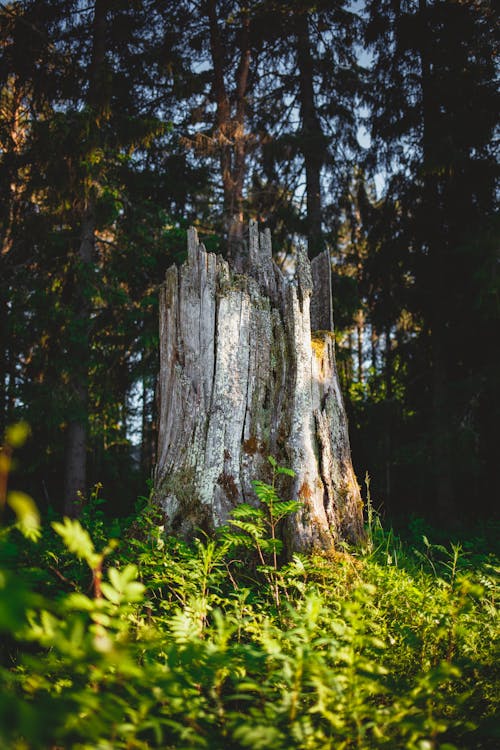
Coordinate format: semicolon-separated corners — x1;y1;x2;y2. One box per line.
221;456;301;607
362;472;402;566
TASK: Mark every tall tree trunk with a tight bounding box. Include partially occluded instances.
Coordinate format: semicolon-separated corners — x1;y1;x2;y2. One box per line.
419;0;454;519
0;296;7;436
347;332;354;386
154;222;364;552
1;77;29;258
355;310;364;383
63;208;94;516
0;79;29;435
64;0;108;515
384;328;393;504
206;0;232;220
140;371;156;479
371;324;378;374
206;0;251;263
296;14;324;259
232;9;251;218
430;324;453;518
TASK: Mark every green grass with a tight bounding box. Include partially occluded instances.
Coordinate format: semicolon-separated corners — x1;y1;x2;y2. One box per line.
0;481;498;749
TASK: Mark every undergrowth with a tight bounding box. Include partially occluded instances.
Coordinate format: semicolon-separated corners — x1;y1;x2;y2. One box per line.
0;444;498;749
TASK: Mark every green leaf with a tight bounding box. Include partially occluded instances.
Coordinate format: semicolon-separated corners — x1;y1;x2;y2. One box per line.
230;503;265;521
65;593;95;611
229;519;265;537
5;422;31;448
8;491;41;541
52;518;98;567
252;480;279;505
232;723;285;749
272;501;302;520
101;582;121;605
103;565;145;604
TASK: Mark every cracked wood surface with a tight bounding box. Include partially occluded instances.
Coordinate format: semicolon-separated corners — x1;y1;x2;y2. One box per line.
155;221;364;551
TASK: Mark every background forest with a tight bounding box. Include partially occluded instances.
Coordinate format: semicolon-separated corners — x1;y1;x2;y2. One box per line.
1;0;499;525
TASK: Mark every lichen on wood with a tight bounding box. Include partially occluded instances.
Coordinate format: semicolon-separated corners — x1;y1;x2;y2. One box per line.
154;221;364;551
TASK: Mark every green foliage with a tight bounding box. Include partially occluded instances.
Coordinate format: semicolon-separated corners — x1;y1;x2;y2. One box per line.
219;457;301;608
1;423;41;542
0;468;498;749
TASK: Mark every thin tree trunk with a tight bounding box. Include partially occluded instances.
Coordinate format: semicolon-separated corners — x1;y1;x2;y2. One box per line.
371;324;378;373
431;326;454;518
63;0;108;515
154;222;364;551
233;10;251;218
206;0;232;221
355;310;364;384
63;208;94;516
419;0;454;518
296;14;324;259
384;329;393;504
64;399;87;517
140;373;156;479
140;376;149;476
206;0;251;264
347;332;354;386
0;295;7;436
1;79;29;259
0;80;29;434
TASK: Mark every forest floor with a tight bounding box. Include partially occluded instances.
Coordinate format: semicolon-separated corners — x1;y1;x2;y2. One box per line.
0;486;498;749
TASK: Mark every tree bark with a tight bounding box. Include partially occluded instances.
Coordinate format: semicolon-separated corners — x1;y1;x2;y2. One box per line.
419;0;454;519
63;207;95;516
0;78;30;435
154;221;364;552
0;297;8;436
206;0;251;263
63;0;108;515
296;14;324;259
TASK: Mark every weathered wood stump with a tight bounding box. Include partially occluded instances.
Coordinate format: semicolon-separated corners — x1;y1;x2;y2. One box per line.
154;221;364;551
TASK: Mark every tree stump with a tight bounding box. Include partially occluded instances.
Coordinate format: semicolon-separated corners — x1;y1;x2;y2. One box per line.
154;221;364;551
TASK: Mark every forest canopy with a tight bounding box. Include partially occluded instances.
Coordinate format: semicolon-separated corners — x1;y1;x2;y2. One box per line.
0;0;498;523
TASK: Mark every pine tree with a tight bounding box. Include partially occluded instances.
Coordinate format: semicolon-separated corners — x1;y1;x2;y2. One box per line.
365;0;499;517
0;0;183;512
